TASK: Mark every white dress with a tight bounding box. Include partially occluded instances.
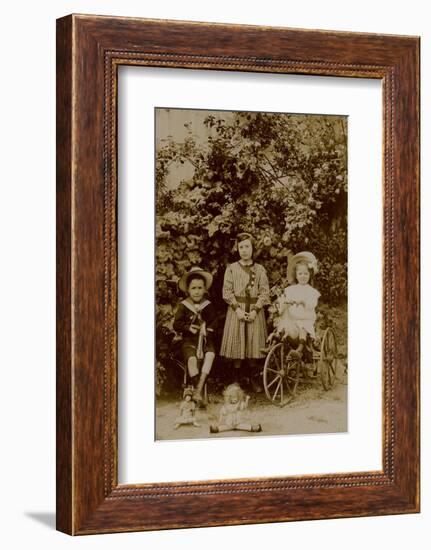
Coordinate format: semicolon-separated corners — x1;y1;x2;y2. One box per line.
276;284;320;338
219;402;248;428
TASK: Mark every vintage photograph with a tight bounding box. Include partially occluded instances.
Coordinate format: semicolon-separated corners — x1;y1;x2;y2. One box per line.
155;107;348;441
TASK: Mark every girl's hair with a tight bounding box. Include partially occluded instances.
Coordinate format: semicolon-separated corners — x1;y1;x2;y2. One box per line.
294;260;315;285
234;232;255;257
223;383;245;402
186;273;207;290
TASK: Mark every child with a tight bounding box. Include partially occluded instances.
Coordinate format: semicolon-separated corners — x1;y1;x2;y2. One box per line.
220;232;270;389
271;252;320;360
210;383;261;433
174;387;201;429
173;266;216;404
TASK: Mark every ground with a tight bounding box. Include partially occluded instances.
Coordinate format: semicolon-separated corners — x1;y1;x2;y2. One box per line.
156;366;347;440
156;304;348;441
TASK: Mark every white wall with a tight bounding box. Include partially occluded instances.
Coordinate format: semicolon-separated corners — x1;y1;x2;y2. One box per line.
0;1;428;548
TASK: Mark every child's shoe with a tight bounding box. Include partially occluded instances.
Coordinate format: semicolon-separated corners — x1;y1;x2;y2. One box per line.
250;375;263;393
307;366;317;378
193;392;207;409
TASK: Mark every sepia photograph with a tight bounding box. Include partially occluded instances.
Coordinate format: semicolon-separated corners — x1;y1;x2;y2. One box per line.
155;107;348;441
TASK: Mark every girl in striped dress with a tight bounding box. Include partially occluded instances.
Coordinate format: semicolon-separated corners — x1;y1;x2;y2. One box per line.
220;233;270;370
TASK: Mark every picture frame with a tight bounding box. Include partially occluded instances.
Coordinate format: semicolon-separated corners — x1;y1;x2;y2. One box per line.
56;14;420;535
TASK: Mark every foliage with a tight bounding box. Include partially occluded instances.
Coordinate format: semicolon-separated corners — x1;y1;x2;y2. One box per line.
155;111;347;393
155;360;166;397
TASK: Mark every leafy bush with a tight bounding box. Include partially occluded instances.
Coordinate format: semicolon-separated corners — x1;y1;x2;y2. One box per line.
155;111;347;394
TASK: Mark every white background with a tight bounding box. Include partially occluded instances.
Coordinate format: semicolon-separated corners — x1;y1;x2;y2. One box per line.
119;68;382;483
0;1;428;548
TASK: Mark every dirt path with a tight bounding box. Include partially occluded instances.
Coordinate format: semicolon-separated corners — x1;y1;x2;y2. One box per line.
156;370;348;441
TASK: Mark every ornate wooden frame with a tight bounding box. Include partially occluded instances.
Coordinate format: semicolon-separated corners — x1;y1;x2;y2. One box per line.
56;14;420;535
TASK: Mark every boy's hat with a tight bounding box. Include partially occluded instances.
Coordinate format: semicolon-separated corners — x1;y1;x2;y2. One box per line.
178;266;213;293
287;252;318;284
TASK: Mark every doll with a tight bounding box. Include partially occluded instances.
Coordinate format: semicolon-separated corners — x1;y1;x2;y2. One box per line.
209;383;261;433
174;387;201;429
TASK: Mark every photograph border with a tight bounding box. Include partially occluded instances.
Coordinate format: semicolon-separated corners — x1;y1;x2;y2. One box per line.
152;105;349;442
56;14;420;534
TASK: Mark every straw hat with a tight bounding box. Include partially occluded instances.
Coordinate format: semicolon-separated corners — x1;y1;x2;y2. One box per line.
178;266;213;293
287;252;318;284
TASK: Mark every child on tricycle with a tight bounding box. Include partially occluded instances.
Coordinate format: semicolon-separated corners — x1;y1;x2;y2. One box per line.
267;251;320;362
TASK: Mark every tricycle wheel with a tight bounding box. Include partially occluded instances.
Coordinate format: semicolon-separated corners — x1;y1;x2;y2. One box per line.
263;342;300;406
319;327;338;390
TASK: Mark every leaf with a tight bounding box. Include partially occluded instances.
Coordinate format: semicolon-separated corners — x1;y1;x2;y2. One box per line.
206;220;219;237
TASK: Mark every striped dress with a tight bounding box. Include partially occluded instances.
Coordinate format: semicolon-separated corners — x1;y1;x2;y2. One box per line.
220;261;270;360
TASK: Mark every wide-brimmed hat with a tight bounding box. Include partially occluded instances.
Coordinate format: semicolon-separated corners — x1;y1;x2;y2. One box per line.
178;266;213;293
287;252;318;284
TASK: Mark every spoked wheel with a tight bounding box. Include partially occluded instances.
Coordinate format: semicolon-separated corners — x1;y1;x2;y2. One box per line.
319;327;338;390
263;342;300;406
